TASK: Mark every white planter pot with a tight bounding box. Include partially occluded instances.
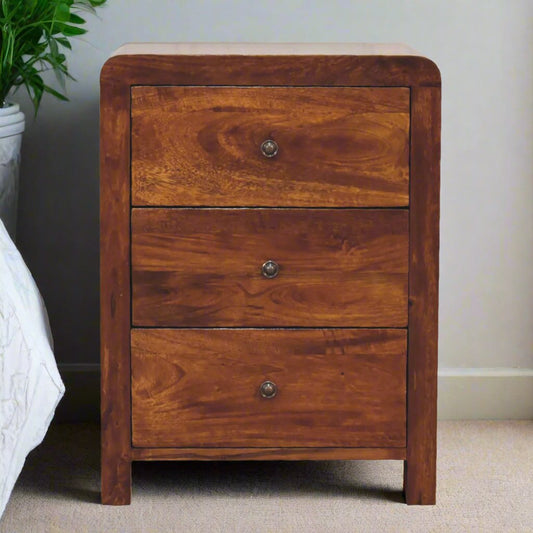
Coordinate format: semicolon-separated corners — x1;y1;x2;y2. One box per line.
0;103;25;240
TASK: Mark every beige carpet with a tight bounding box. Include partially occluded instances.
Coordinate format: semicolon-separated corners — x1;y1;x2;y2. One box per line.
1;421;532;532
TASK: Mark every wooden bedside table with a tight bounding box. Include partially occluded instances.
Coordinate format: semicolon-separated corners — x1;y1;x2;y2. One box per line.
100;43;440;506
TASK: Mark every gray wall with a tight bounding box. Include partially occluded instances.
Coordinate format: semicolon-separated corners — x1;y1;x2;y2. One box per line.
14;0;533;419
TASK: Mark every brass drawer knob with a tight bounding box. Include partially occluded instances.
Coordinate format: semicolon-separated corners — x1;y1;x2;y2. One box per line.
260;380;277;399
262;259;279;279
260;139;278;158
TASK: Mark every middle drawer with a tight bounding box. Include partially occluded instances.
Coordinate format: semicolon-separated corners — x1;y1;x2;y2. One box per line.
131;208;408;327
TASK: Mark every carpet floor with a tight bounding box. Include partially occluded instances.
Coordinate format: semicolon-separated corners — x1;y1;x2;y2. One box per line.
0;421;532;532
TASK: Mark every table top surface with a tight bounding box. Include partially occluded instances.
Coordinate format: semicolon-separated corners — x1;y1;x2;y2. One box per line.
112;42;422;58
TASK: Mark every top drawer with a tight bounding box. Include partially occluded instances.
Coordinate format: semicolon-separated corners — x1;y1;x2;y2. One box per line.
131;87;410;207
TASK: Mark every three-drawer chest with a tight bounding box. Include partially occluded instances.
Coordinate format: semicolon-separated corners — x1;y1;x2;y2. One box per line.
100;43;441;505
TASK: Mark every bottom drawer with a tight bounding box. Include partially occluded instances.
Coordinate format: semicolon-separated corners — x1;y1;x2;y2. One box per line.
131;329;406;448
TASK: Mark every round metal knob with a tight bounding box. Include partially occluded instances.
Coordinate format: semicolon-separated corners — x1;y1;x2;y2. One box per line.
262;260;279;279
260;139;278;158
260;381;277;399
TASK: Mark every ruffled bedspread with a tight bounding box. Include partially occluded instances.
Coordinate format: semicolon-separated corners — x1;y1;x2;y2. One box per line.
0;220;64;517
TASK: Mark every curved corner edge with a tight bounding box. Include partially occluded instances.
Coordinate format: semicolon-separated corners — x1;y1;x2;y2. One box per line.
100;55;127;86
403;55;441;87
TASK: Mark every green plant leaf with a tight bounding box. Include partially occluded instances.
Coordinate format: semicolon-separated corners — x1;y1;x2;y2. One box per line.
60;24;86;36
0;0;107;113
55;36;72;49
69;13;85;24
43;83;68;101
54;2;71;23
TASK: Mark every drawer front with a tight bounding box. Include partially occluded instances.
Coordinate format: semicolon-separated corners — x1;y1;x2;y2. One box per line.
131;86;410;207
131;329;407;448
131;208;408;327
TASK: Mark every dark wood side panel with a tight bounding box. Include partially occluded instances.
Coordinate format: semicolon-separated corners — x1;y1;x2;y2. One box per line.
131;329;407;448
132;447;407;461
131;87;410;207
404;86;441;505
100;76;132;505
131;209;409;327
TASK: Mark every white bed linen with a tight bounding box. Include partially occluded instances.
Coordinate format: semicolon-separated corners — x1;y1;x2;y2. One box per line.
0;220;64;517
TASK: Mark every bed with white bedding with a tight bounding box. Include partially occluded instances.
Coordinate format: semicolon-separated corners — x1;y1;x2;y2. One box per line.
0;220;64;517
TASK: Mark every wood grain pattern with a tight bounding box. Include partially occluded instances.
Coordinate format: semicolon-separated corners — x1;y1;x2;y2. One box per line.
131;447;407;461
131;329;407;448
404;86;441;505
131;209;409;327
101;52;441;89
100;44;440;506
131;87;410;207
100;76;132;504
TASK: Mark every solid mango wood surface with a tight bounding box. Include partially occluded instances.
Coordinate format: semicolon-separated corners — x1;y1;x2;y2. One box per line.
131;447;406;461
404;86;441;505
131;329;407;448
100;44;440;506
131;208;409;327
100;74;132;505
131;87;410;207
102;47;441;89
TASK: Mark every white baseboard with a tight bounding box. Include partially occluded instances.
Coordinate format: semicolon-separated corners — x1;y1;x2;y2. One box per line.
438;368;533;420
55;364;533;422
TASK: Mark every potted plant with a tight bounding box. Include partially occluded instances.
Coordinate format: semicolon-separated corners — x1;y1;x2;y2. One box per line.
0;0;107;239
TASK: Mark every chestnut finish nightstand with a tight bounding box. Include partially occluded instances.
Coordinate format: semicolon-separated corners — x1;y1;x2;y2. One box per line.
100;43;440;506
